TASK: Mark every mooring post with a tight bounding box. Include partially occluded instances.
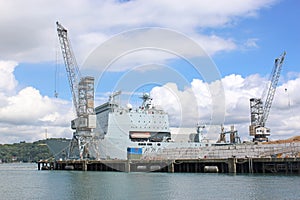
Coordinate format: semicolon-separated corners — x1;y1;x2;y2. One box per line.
228;157;236;173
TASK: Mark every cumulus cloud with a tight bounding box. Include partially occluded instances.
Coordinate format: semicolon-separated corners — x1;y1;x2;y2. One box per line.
0;61;18;94
82;28;230;74
150;73;300;141
0;61;74;144
0;0;277;64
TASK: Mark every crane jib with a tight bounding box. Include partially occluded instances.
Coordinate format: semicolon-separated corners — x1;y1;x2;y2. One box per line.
260;51;286;126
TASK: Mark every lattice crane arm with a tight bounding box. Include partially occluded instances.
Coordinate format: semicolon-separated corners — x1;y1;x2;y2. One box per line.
56;21;81;117
55;22;96;159
260;51;286;126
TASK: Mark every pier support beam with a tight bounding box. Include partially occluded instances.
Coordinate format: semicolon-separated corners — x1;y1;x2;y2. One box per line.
83;160;87;171
228;157;236;173
168;161;174;173
125;161;131;172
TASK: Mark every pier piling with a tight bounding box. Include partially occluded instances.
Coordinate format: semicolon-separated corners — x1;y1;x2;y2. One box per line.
228;157;237;173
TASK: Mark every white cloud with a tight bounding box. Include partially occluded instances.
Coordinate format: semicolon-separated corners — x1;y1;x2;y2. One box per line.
79;28;238;79
0;61;18;94
0;61;74;144
244;38;259;48
150;73;300;141
0;0;277;64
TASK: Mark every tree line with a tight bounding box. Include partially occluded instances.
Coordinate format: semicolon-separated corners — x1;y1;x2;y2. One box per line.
0;140;52;163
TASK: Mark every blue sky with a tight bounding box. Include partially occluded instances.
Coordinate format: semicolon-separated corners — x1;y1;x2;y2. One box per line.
213;0;299;77
0;0;299;143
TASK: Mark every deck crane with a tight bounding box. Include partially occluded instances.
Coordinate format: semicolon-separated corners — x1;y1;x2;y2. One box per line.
249;51;286;142
56;22;96;159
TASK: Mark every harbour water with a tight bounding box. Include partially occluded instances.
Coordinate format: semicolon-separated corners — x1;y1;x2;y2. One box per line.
1;163;299;200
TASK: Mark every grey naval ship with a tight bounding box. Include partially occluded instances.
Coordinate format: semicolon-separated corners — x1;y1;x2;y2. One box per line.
46;91;215;161
91;91;211;160
46;91;300;163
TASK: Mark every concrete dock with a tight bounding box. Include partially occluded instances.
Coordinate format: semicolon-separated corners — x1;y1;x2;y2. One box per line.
38;157;300;174
38;141;300;174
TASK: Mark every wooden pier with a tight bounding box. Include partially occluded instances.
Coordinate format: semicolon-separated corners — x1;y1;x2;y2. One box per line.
38;157;300;174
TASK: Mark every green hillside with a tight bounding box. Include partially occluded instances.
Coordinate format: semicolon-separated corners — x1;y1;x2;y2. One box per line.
0;140;52;163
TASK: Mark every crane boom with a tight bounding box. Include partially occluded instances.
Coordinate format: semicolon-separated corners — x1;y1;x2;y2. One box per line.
261;51;286;126
56;21;81;116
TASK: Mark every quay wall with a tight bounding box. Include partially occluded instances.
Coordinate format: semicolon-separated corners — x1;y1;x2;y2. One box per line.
38;142;300;174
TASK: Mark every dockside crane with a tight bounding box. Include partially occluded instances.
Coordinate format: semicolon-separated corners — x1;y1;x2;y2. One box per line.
249;51;286;142
56;22;96;159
